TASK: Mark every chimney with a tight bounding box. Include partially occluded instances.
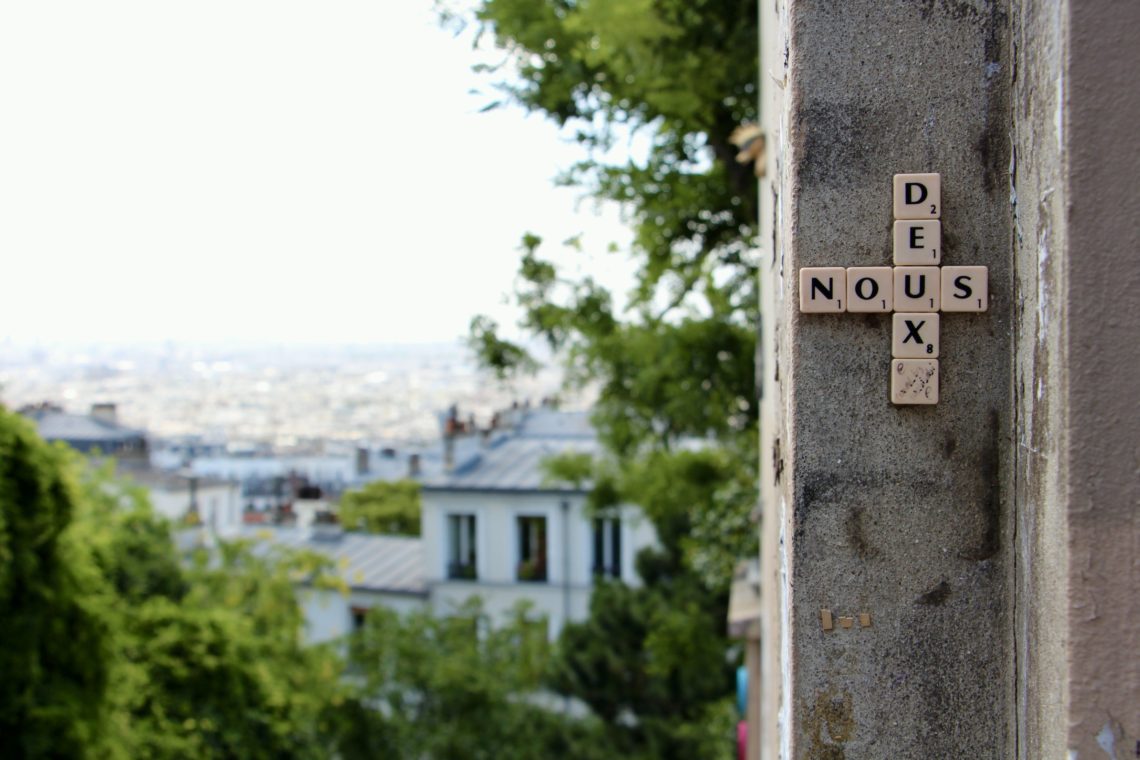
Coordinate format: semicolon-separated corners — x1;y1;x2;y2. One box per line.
444;435;455;471
91;403;117;424
355;447;370;476
408;453;422;478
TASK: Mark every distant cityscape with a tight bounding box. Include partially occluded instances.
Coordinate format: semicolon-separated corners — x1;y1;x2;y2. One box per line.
0;341;572;449
4;343;650;645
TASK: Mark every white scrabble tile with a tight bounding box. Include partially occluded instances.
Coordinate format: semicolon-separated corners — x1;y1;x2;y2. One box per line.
892;313;940;358
891;359;939;405
893;220;941;265
845;267;893;312
893;266;941;312
893;173;941;219
940;266;988;312
799;267;847;313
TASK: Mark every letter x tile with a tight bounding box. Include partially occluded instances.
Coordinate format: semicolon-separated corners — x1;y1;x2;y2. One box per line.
892;313;939;358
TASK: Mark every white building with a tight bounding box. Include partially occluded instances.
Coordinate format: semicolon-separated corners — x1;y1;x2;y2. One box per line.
130;469;243;538
420;409;657;637
239;525;428;644
235;407;658;642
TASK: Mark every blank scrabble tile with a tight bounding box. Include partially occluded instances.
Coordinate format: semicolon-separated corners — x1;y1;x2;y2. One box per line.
892;313;940;358
893;220;942;265
891;359;939;405
893;266;941;312
846;267;893;312
940;266;988;312
893;173;941;219
799;267;847;313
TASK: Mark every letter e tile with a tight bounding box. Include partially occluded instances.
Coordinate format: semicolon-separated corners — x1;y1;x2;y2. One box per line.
893;173;941;219
891;359;939;405
940;266;988;312
799;267;847;313
893;220;941;265
846;267;893;312
893;266;941;312
892;313;939;358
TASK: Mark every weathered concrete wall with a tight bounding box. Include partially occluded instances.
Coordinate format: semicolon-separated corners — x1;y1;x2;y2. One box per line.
756;0;788;755
761;1;1140;757
762;1;1015;757
1063;0;1140;749
1009;1;1069;757
1013;2;1140;757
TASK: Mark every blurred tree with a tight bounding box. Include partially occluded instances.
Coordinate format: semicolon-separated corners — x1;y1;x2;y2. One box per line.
0;408;346;758
336;600;621;760
338;479;422;536
443;0;760;755
0;410;116;758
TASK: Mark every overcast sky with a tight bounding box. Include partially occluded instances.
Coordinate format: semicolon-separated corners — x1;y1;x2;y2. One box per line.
0;1;635;347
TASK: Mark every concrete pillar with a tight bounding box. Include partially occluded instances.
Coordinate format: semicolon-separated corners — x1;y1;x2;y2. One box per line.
1013;2;1140;757
759;1;1015;757
759;1;1140;757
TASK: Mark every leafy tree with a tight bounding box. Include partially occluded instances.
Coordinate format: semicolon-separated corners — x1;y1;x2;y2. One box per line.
0;410;116;758
338;600;618;760
338;479;422;536
0;408;347;758
80;472;347;759
444;0;760;756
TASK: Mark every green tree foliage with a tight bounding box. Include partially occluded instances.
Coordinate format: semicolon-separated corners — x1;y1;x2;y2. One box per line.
445;0;760;756
0;409;345;758
338;479;422;536
337;601;618;760
0;411;116;758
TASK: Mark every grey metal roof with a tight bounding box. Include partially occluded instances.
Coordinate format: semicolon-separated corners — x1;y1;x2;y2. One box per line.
424;409;602;493
28;410;146;443
238;526;427;596
515;409;595;439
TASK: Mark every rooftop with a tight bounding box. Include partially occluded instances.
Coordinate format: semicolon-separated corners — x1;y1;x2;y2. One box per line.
24;408;146;444
423;408;600;493
238;526;427;596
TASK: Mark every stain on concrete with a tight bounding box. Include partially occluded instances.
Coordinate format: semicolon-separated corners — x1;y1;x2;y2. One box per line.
802;688;854;759
797;103;875;189
917;579;952;606
962;409;1002;560
846;506;879;559
943;433;958;458
773;437;784;485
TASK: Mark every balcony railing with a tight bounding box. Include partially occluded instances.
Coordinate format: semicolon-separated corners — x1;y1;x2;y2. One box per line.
447;561;477;581
516;558;547;583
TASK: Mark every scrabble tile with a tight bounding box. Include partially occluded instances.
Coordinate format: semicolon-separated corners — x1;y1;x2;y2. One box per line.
891;359;939;405
893;266;941;312
893;220;941;265
846;267;893;312
892;313;940;358
893;173;941;219
799;267;847;313
940;266;988;312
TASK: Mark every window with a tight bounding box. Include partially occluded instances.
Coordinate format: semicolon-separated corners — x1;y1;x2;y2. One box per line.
593;516;621;579
350;605;369;632
516;515;547;582
447;513;477;580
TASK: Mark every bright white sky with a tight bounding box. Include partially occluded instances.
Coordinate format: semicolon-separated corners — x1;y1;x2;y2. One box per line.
0;1;635;346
